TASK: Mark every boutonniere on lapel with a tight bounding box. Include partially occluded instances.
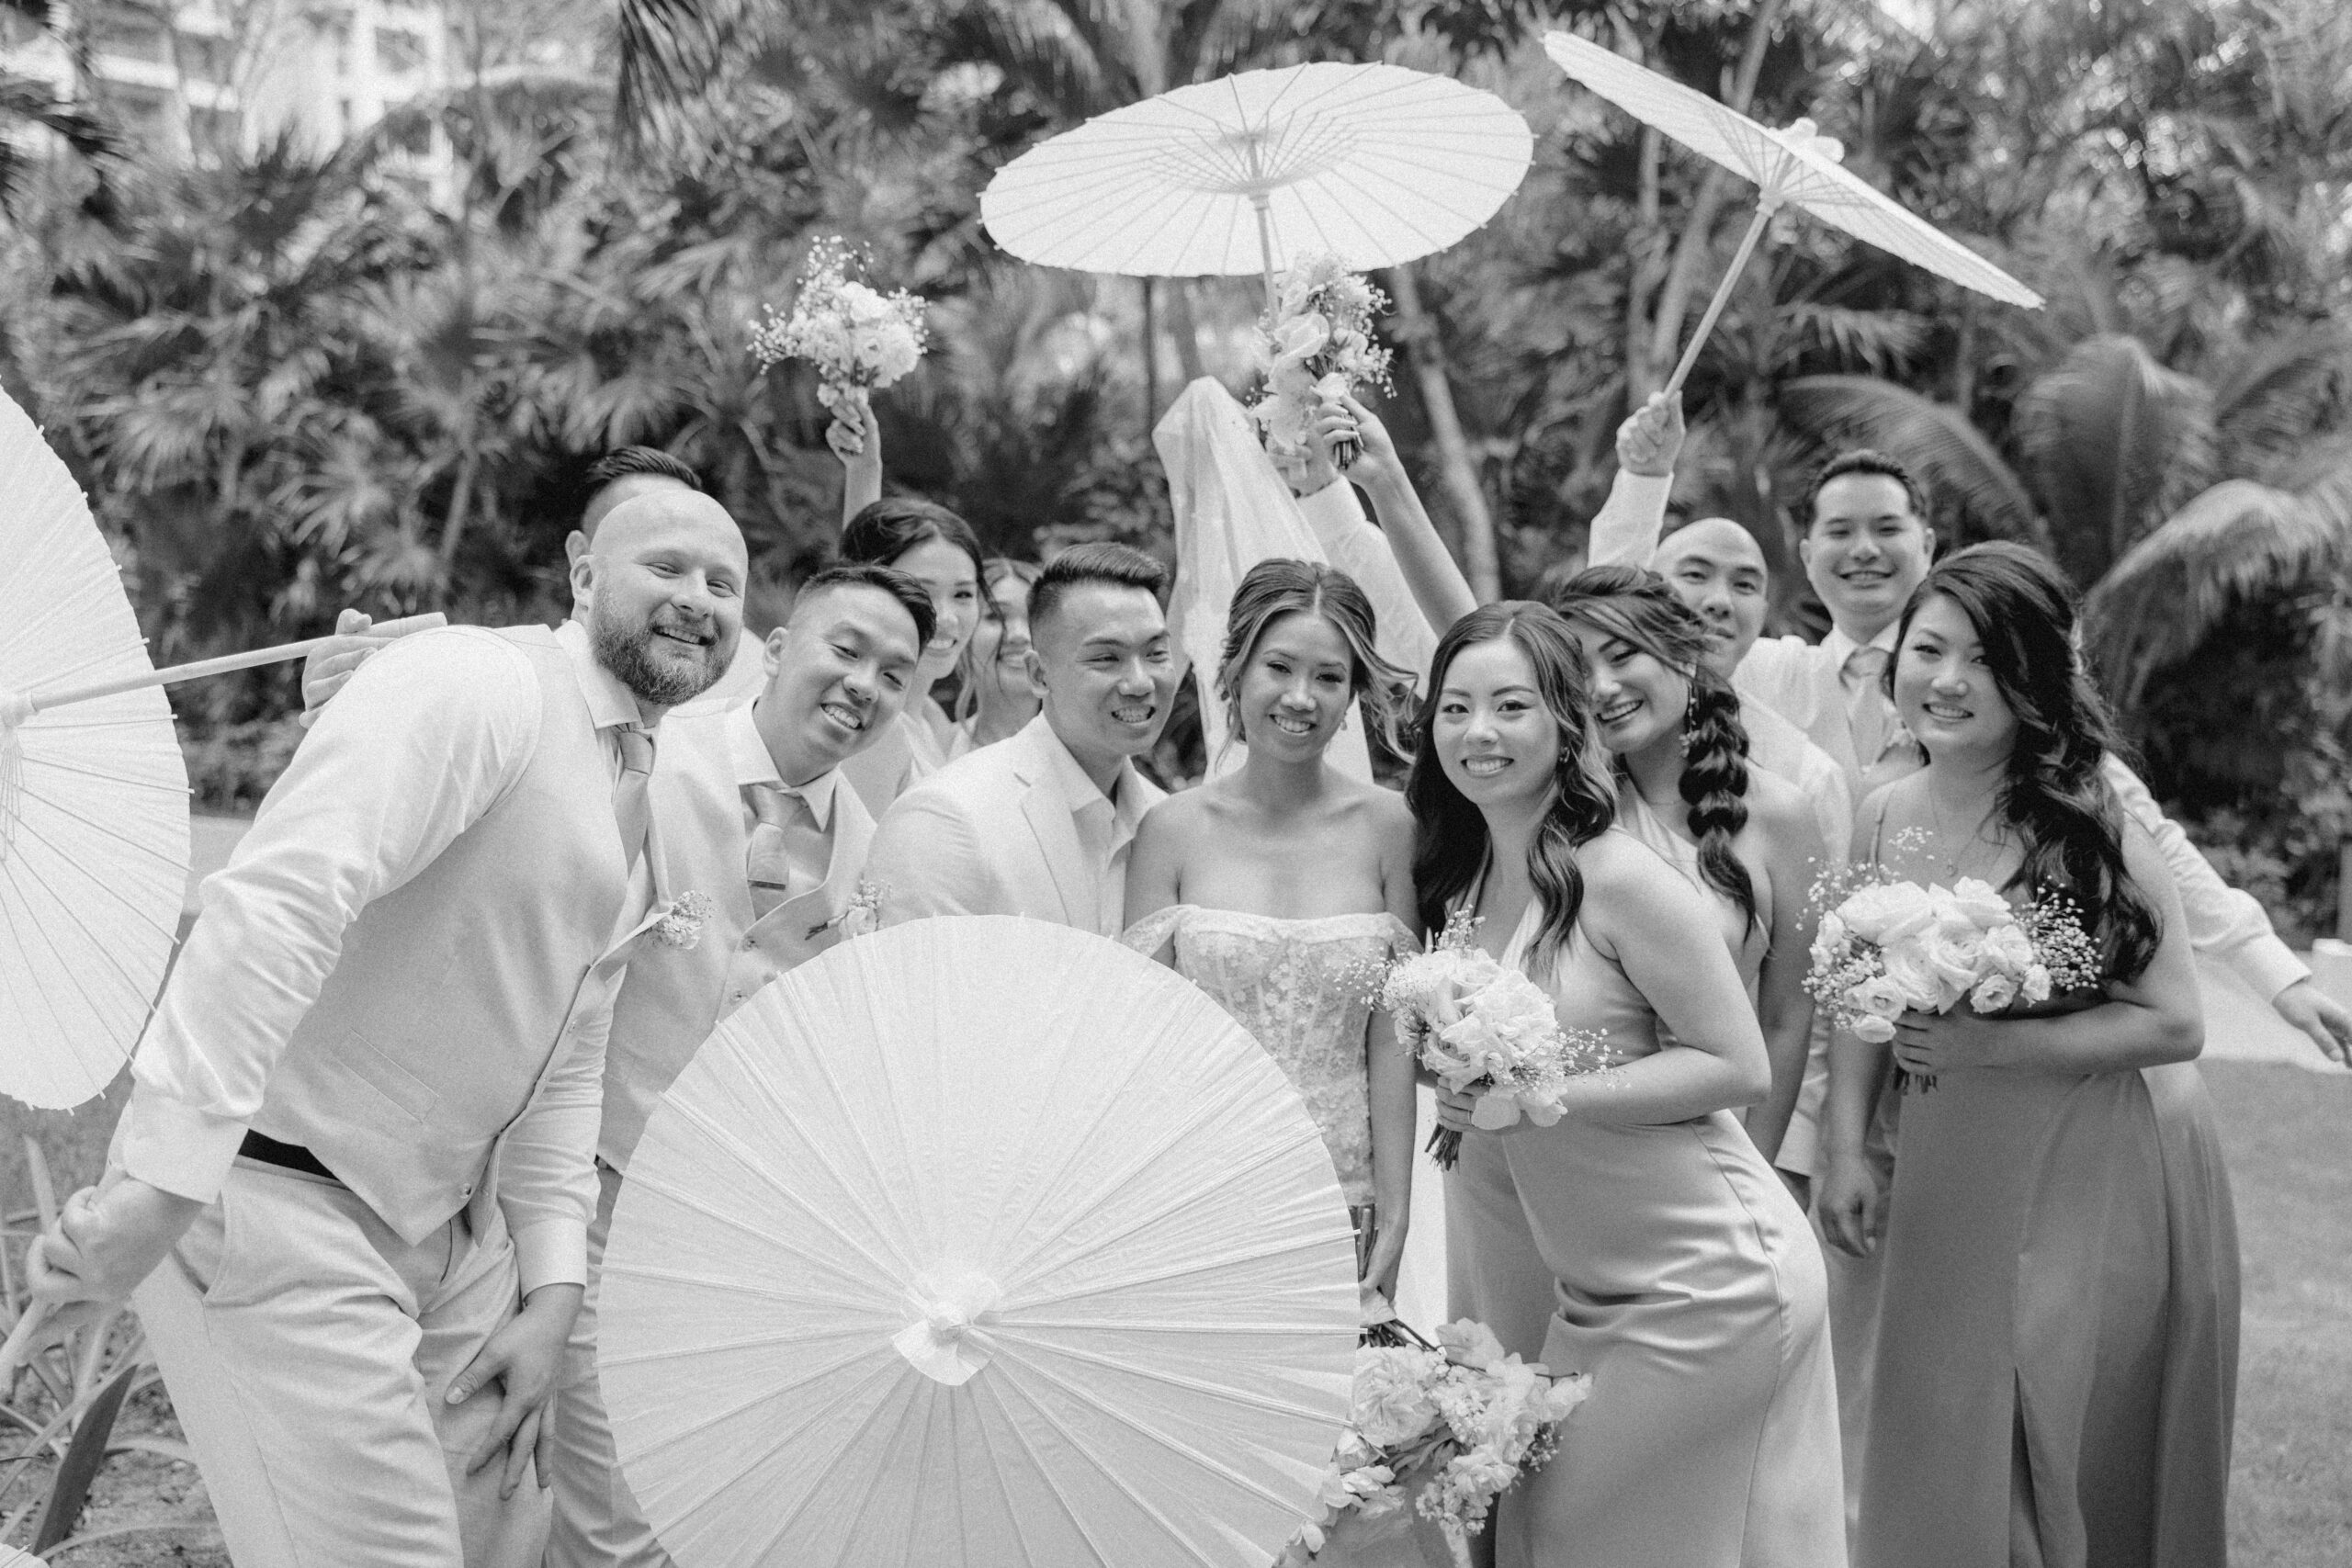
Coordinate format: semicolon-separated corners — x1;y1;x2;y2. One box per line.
808;879;886;942
654;891;716;950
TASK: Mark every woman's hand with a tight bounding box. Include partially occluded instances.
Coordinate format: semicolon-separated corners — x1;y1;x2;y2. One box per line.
1434;1085;1479;1134
1360;1215;1408;1300
826;391;884;520
1889;1006;2011;1081
1312;394;1403;489
1815;1151;1882;1258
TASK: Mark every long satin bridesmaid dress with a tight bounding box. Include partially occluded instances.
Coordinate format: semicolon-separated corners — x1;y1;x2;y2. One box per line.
1447;826;1846;1568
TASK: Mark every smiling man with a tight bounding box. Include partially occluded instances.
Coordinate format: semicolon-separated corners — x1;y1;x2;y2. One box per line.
543;560;933;1568
865;542;1175;933
26;487;748;1568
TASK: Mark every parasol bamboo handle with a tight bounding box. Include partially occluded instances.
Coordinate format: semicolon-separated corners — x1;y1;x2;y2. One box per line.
1662;198;1780;397
1250;191;1277;312
27;614;448;715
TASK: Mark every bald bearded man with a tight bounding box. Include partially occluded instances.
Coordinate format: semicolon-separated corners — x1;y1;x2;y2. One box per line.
28;487;750;1568
305;450;769;717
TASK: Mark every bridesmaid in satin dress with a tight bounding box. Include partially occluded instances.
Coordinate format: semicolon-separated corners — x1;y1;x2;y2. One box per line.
1549;567;1827;1172
1419;604;1844;1568
1817;544;2235;1568
1123;558;1426;1307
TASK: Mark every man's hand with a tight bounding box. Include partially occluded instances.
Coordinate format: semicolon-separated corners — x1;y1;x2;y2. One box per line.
299;610;447;726
2273;978;2352;1067
25;1172;204;1309
450;1281;583;1500
1616;389;1686;479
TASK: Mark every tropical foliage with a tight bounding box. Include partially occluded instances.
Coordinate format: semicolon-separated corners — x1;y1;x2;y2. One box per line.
2;0;2348;925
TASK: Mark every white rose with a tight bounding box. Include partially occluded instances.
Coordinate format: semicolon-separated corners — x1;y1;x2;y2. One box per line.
1943;877;2014;929
1817;912;1849;952
1852;976;1908;1020
1838;881;1939;945
1982;921;2034;973
1852;1013;1897;1043
2021;964;2052;1004
1881;944;1948;1011
1970;973;2018;1013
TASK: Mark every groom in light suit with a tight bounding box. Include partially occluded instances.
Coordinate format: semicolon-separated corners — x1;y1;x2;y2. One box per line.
25;489;750;1568
865;542;1178;935
543;562;933;1567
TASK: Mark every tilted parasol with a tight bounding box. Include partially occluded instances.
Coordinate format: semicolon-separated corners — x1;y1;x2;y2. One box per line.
980;61;1533;305
0;390;189;1111
1543;29;2042;393
597;916;1360;1568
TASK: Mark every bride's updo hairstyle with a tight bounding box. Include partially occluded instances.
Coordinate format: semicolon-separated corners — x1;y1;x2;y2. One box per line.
1407;603;1618;968
1889;541;2162;980
1216;558;1416;754
1550;565;1758;934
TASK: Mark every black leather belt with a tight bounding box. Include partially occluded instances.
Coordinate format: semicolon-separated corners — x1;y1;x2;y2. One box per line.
239;1130;340;1183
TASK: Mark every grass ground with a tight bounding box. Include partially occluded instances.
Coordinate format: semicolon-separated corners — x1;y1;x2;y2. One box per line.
0;1062;2343;1563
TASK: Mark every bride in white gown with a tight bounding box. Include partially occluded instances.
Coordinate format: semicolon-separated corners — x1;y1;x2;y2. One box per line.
1123;557;1429;1318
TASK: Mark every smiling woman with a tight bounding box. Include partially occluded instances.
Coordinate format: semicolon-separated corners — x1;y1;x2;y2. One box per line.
836;499;989;813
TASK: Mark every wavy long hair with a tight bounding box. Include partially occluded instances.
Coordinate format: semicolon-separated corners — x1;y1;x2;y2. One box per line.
1889;541;2162;979
1216;558;1416;757
1406;604;1619;969
1549;565;1758;933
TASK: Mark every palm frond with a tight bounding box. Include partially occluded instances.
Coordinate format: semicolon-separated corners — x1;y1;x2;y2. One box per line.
2085;475;2351;705
1777;374;2051;552
2014;333;2216;584
2209;326;2352;480
615;0;749;146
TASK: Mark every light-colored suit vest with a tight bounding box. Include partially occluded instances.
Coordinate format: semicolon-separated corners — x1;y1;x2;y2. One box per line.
595;708;878;1168
252;626;634;1246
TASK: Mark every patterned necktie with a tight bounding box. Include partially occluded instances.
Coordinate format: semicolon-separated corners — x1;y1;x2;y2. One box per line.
613;724;656;874
746;784;815;921
1841;645;1894;772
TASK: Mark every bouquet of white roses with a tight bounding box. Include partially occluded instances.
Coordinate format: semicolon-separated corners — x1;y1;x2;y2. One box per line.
1251;255;1395;469
1375;910;1611;1168
1278;1320;1591;1568
747;236;928;424
1804;858;2101;1089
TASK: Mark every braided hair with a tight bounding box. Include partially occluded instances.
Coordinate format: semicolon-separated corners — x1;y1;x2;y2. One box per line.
1887;543;2163;979
1550;565;1758;934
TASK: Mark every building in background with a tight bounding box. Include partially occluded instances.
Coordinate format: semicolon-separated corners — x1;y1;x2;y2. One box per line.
0;1;451;168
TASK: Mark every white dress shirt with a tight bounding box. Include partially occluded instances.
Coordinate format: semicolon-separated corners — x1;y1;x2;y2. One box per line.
1035;718;1150;935
123;624;653;1292
735;705;842;907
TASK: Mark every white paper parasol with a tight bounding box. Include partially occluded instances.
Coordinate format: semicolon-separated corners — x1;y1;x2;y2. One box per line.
598;916;1359;1568
979;61;1533;303
0;391;189;1109
1543;29;2041;392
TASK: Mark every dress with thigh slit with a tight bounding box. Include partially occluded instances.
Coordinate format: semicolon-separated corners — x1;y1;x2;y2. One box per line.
1446;827;1845;1568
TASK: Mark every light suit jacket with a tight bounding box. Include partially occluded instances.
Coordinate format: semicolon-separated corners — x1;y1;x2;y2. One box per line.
594;705;877;1168
865;716;1164;934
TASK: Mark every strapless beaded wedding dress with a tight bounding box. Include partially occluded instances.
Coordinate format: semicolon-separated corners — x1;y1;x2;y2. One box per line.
1122;906;1447;1332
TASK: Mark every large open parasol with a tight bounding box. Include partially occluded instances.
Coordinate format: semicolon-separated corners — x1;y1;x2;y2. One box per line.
979;60;1532;305
597;916;1360;1568
1543;29;2041;392
0;391;189;1112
